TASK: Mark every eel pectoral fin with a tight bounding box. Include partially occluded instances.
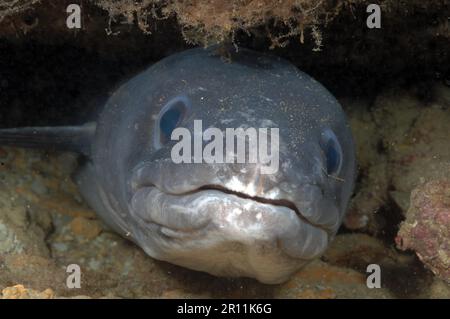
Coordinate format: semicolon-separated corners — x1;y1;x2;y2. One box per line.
0;122;96;156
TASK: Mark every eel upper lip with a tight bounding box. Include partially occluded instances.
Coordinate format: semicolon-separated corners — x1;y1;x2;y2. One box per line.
134;182;299;212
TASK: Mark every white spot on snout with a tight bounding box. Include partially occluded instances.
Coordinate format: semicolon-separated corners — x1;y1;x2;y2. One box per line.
226;177;257;197
233;208;242;215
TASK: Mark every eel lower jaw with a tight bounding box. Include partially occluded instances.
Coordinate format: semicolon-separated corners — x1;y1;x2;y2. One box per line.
130;184;331;273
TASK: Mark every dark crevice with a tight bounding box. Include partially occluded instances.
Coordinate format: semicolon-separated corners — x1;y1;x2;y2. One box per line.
373;197;406;245
381;255;435;299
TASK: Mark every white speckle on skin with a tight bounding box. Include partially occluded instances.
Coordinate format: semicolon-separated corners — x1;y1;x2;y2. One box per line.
225;176;257;197
233;208;242;215
259;119;277;127
220;119;234;125
260;96;274;103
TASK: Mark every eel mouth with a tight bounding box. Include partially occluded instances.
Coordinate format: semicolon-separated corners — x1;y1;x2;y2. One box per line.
196;184;330;232
197;184;302;217
131;182;330;233
130;182;331;265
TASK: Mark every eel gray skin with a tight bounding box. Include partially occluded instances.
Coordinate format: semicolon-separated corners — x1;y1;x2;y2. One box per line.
0;47;356;284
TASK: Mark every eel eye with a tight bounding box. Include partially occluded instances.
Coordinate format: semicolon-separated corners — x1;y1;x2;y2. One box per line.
155;95;190;148
320;128;343;176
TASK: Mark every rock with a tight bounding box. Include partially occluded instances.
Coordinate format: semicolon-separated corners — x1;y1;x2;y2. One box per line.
389;190;410;212
275;260;392;299
7;205;29;228
0;221;24;254
30;178;48;195
0;147;8;160
426;279;450;299
346;87;450;237
0;206;50;258
4;254;62;282
160;289;211;299
377;94;450;204
56;295;93;299
343;99;389;231
323;234;396;270
1;285;54;299
396;180;450;283
69;217;102;240
432;83;450;109
344;162;389;232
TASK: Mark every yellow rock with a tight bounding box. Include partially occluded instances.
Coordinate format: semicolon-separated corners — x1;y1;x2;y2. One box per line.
69;217;102;239
1;284;54;299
